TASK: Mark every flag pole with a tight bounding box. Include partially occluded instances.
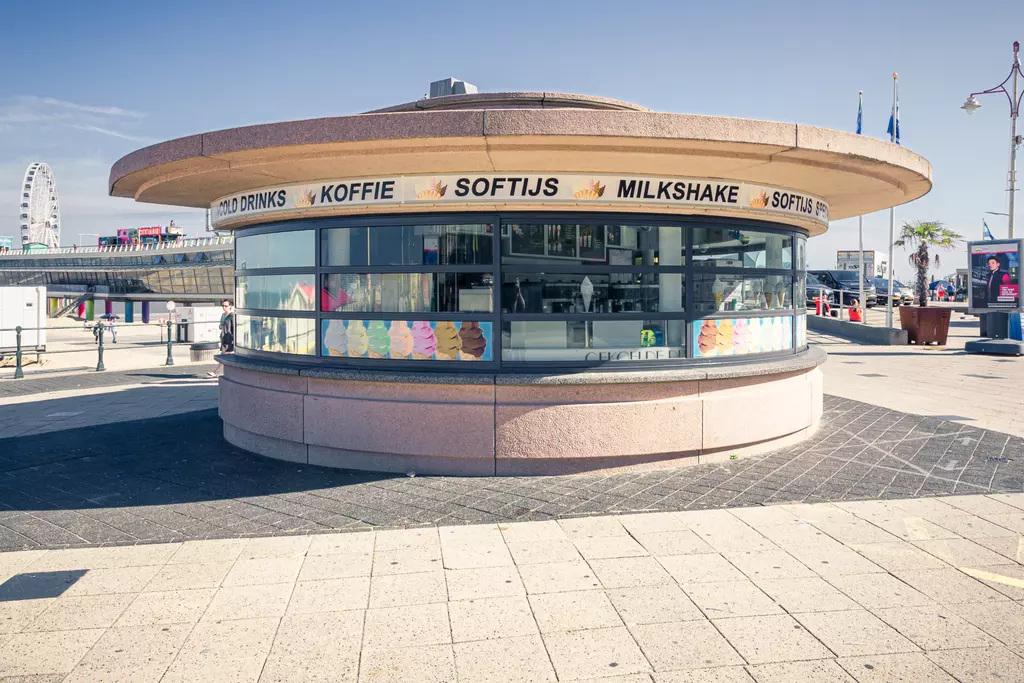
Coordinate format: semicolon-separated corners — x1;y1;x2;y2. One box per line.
887;73;898;327
858;91;865;321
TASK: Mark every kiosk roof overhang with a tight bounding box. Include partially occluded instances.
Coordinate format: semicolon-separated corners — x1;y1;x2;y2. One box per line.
110;92;931;236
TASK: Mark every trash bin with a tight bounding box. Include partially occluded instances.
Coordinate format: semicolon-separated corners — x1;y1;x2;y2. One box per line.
190;342;219;362
175;321;190;343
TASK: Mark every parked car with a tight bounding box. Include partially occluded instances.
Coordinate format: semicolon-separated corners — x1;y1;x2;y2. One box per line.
805;273;836;307
868;277;905;307
893;281;915;305
808;270;877;307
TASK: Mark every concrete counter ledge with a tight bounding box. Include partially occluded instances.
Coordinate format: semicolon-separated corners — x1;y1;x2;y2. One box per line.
217;349;825;476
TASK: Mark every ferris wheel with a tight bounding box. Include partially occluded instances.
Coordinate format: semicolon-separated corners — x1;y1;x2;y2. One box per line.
19;162;61;248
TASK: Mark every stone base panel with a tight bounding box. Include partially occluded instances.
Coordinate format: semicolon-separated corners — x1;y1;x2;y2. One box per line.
219;362;823;476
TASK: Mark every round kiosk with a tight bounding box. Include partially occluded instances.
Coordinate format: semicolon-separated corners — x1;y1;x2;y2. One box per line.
110;92;931;475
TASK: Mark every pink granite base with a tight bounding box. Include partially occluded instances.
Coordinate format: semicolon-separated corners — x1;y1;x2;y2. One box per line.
219;361;823;476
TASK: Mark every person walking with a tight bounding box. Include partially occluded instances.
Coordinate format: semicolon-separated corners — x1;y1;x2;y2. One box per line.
207;300;234;377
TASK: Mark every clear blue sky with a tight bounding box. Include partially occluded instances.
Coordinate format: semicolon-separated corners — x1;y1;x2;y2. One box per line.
3;0;1022;277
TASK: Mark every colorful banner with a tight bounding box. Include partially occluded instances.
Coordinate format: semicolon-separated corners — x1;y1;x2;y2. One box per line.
211;173;829;229
692;316;794;358
968;240;1022;313
322;319;493;361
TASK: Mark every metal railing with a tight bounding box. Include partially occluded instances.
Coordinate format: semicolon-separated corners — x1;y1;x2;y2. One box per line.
1;320;214;379
0;235;233;257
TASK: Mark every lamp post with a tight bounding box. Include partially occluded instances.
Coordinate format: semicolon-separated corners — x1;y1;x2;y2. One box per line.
962;41;1023;238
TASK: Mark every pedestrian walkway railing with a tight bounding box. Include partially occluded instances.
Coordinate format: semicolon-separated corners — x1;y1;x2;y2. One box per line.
0;235;233;257
0;319;212;380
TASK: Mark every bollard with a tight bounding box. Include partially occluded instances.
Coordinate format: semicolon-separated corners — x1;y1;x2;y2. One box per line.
96;325;106;372
14;326;24;379
165;320;174;366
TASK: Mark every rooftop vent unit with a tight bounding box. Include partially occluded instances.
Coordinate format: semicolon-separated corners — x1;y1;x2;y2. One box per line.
429;78;478;98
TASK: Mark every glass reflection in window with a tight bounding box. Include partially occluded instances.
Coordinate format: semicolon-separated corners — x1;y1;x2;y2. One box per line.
501;320;685;362
235;314;315;355
322;224;493;266
236;274;315;311
692;228;792;269
501;272;683;314
320;273;493;313
236;230;314;269
501;224;684;267
694;274;794;313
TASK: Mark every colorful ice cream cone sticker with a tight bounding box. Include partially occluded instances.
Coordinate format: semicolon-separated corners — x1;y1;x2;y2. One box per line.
732;318;749;355
366;320;390;359
324;320;348;357
434;321;462;360
715;318;735;355
388;321;413;359
458;322;487;361
698;320;718;356
411;321;436;360
346;320;369;357
415;178;447;201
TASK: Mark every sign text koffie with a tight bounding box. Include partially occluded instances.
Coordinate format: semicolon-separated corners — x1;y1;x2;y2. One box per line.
212;173;829;226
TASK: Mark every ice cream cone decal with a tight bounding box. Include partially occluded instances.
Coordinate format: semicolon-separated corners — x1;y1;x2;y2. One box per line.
580;276;594;312
458;322;487;361
434;321;462;360
324;320;348;357
698;320;718;356
347;320;369;357
367;320;390;359
411;321;436;360
388;321;413;359
573;179;606;200
294;189;315;208
749;191;769;209
415;178;448;201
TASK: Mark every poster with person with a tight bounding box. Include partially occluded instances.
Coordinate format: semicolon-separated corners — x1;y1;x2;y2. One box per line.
968;240;1022;313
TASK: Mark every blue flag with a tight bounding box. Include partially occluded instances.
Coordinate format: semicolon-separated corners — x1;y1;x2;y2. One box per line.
887;94;900;144
983;219;995;241
856;92;863;135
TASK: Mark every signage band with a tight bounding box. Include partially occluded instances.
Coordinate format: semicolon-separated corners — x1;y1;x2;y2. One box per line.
211;173;830;228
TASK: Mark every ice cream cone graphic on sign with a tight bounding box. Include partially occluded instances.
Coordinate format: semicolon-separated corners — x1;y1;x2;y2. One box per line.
434;321;462;360
324;320;348;357
411;321;436;360
416;178;447;201
367;320;390;359
388;321;413;359
458;322;487;361
573;179;606;200
698;320;718;356
346;320;369;357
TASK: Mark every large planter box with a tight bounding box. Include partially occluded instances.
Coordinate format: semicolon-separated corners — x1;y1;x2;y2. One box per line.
899;306;951;345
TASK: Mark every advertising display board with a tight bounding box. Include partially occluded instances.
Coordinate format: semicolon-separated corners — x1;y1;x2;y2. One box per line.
968;240;1023;313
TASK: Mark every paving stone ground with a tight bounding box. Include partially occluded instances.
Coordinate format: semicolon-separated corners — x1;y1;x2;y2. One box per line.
1;395;1022;552
0;497;1022;682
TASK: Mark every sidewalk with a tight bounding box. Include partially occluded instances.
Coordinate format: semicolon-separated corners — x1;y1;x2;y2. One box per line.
1;497;1022;682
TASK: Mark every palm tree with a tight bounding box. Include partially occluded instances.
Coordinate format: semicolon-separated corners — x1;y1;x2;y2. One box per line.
893;221;963;308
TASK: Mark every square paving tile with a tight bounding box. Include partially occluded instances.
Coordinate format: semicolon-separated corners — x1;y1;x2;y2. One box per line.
946;601;1024;649
298;552;372;581
498;520;568;544
755;577;860;613
371;545;443;576
658;554;746;586
62;565;162;597
202;583;294;621
144;561;233;592
837;652;957;683
606;584;704;625
543;626;651;679
449;596;538;643
374;528;439;551
0;628;105;677
618;512;689;534
912;538;1014;567
574;535;649;560
369;570;447;608
684;580;783;618
745;659;856;683
826;573;935;609
970;535;1024;564
529;590;622;633
589;556;673;588
167;539;247;565
307;531;376;556
559;517;629;539
632;619;744;671
894;567;1009;605
161;616;279;683
453;635;556;682
223;556;303;587
873;604;997;650
960;564;1024;600
93;543;182;568
0;597;55;634
506;539;581;566
782;542;884;579
848;541;950;572
363;602;451;648
518;561;602;594
634;530;716;557
926;646;1024;683
445;566;524;601
114;588;217;627
653;667;755;683
240;535;311;558
358;644;455;683
713;614;833;664
287;577;369;614
258;611;363;683
720;550;815;581
795;609;919;657
25;593;134;632
62;623;191;683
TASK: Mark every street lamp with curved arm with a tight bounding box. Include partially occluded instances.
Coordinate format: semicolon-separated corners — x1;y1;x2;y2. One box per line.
962;41;1023;237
